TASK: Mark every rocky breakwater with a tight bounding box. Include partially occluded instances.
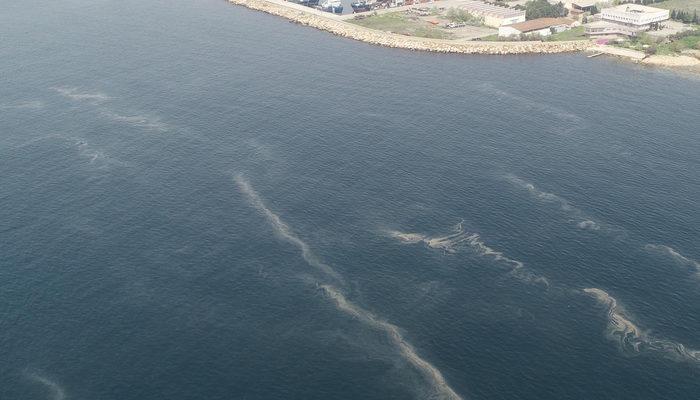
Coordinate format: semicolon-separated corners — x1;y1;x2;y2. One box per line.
228;0;592;55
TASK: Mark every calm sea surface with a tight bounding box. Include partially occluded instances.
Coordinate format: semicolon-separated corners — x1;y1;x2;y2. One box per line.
2;1;699;399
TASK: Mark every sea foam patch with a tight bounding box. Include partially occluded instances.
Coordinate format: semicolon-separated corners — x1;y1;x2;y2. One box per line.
584;288;700;364
387;222;549;287
234;174;463;400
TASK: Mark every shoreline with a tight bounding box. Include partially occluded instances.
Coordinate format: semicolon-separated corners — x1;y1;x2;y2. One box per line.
228;0;590;54
228;0;699;74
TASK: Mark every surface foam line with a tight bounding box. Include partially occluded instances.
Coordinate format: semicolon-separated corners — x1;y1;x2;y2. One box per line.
234;174;342;283
51;86;111;103
387;221;472;254
645;244;700;275
234;174;464;400
25;371;67;400
504;174;574;211
584;288;700;364
503;174;619;236
321;284;463;400
475;83;583;124
463;232;550;287
100;110;168;132
0;100;44;110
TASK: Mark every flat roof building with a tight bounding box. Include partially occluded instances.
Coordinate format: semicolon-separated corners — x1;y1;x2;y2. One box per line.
600;4;669;26
585;4;669;37
458;1;526;27
571;0;596;10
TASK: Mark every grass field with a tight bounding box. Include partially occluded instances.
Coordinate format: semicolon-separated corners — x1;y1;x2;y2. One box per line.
547;26;587;41
656;31;700;53
349;13;452;39
615;29;700;55
655;0;700;12
474;27;587;42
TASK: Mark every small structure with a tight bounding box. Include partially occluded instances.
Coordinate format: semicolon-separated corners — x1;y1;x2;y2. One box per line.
585;4;669;37
570;0;597;13
458;1;526;27
498;17;576;37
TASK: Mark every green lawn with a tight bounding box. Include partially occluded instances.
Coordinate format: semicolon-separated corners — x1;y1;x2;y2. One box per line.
349;13;452;39
480;34;500;41
614;30;700;55
656;31;700;53
474;27;587;42
654;0;700;12
547;26;587;41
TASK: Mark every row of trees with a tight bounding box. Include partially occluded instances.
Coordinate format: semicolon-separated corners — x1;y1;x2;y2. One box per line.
514;0;569;20
670;9;699;23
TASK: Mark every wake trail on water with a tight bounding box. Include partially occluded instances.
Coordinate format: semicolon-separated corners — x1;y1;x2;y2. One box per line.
24;370;67;400
584;288;700;364
387;222;549;287
644;244;700;277
234;174;464;400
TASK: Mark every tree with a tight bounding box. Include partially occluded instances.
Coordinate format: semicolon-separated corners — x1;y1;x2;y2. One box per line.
516;0;569;20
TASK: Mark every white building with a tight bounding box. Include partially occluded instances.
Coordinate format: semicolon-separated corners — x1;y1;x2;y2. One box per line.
585;4;669;37
458;1;526;27
600;4;669;26
498;17;576;37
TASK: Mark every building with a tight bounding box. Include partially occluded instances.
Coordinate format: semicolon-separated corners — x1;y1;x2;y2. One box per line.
600;4;669;26
585;4;669;36
570;0;597;13
498;17;576;37
458;1;526;27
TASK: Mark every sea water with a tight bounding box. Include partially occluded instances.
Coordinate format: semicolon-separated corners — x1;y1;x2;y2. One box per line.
1;0;699;399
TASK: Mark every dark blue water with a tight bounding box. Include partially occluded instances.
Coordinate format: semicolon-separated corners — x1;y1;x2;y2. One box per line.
2;0;699;399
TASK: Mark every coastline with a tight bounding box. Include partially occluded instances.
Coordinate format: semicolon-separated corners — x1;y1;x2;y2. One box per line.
227;0;699;75
228;0;590;54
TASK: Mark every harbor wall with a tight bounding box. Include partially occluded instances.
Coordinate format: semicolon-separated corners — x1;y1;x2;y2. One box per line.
228;0;592;55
